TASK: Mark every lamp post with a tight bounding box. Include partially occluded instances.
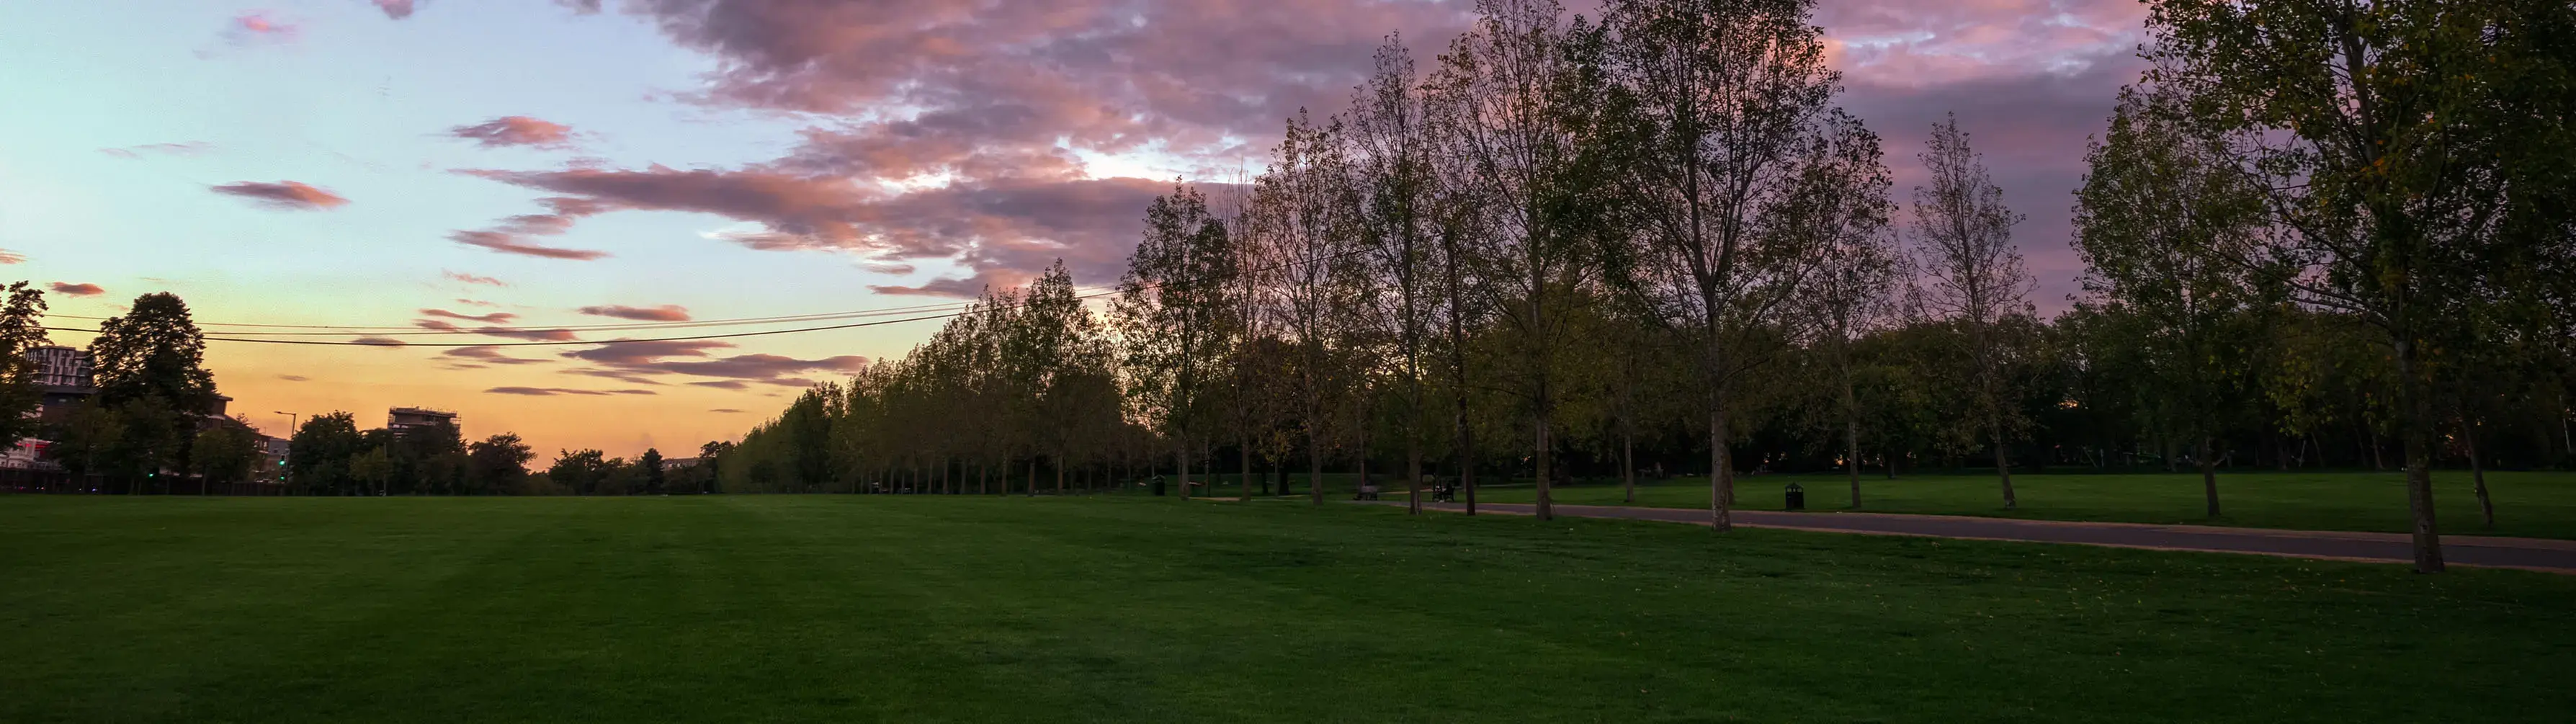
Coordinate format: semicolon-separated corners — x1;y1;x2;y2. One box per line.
274;411;298;494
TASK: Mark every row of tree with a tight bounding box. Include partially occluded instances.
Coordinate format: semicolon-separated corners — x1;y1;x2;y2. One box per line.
715;0;2574;573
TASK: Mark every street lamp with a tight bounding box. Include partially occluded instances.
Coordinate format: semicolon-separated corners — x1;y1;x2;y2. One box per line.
274;411;298;494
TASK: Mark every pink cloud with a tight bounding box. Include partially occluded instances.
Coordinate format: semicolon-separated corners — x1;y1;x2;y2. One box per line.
578;305;691;322
421;308;517;323
451;230;609;260
0;250;25;264
99;142;212;159
447;196;614;260
350;336;407;346
443;346;550;365
211;181;348;210
373;0;416;19
414;318;581;341
49;282;104;297
486;386;656;396
224;12;299;45
444;271;508;286
450;116;578;149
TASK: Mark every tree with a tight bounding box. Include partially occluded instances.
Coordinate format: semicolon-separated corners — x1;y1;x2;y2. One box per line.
1908;114;2032;508
0;282;49;450
44;400;124;483
88;292;218;412
191;421;261;491
2074;86;2276;518
1346;34;1443;513
550;449;609;495
349;447;394;497
1430;0;1613;520
290;412;365;496
640;447;666;495
2144;0;2575;571
1114;184;1236;499
1250;110;1364;506
1601;0;1876;527
468;433;536;495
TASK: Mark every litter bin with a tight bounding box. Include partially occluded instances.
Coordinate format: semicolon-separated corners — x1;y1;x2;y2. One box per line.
1152;476;1166;496
1784;482;1805;511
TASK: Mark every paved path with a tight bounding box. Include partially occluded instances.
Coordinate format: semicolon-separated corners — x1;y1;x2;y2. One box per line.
1379;501;2576;573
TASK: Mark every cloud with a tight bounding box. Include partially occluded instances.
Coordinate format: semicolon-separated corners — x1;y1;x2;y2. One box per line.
553;337;863;386
444;270;507;286
486;386;658;396
421;308;517;323
350;336;408;346
493;0;2138;305
447;196;614;260
710;408;746;413
416;318;581;341
560;339;735;367
468;166;1161;291
578;304;691;321
558;0;602;13
222;12;298;45
99;142;212;159
450;116;578;149
48;282;104;297
443;346;551;365
451;230;609;260
0;250;21;264
278;375;310;382
455;298;500;307
211;181;348;210
644;353;869;381
373;0;416;19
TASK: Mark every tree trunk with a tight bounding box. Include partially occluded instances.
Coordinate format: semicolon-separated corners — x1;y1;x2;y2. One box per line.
1709;408;1733;532
1177;446;1191;500
1621;424;1635;505
2464;417;2495;529
2395;338;2443;573
1242;434;1254;502
1992;425;2017;509
1307;425;1324;506
1534;415;1554;522
1846;418;1862;509
2198;436;2220;518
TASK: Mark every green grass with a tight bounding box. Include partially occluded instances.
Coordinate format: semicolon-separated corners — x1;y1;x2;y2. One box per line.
1411;470;2576;539
5;495;2574;723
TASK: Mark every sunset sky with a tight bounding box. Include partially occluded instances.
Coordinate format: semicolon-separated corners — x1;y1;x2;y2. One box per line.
0;0;2151;460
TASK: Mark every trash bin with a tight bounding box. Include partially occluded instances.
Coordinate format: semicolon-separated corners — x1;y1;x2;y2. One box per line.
1784;482;1805;511
1152;477;1166;496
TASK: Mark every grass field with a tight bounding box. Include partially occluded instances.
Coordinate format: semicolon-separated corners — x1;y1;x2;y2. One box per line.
1346;470;2576;540
6;495;2574;723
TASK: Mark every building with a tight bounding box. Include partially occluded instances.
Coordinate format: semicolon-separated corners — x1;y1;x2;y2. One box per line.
30;346;97;422
31;346;91;388
388;406;460;433
257;435;291;483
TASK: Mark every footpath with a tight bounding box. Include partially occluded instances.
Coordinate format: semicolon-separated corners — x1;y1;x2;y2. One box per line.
1377;501;2576;573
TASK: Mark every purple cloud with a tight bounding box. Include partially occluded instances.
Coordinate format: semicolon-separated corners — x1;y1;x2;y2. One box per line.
212;181;348;210
450;116;578;149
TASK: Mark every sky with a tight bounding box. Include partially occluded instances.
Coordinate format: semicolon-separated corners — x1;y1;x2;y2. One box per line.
0;0;2152;460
